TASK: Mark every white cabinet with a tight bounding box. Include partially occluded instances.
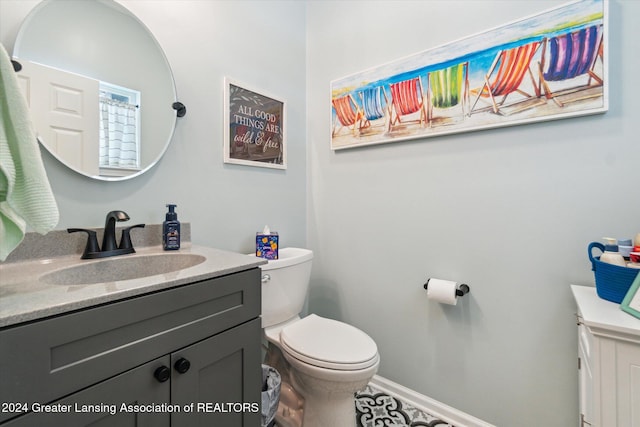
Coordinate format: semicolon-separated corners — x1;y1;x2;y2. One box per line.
572;285;640;427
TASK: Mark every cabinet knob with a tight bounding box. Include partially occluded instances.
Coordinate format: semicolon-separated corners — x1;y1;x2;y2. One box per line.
174;358;191;374
154;366;171;382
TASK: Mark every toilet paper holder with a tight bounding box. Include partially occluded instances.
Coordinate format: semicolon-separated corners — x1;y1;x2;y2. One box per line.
423;279;470;297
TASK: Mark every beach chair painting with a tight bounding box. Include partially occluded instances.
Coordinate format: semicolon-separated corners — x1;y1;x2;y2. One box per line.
538;25;604;107
358;86;387;132
331;94;365;137
387;77;427;132
426;62;470;126
469;41;545;116
330;0;607;150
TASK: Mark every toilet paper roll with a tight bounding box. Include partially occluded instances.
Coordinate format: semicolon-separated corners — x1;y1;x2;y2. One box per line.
426;278;459;305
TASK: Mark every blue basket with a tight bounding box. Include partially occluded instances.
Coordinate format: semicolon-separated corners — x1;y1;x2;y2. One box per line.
588;242;640;303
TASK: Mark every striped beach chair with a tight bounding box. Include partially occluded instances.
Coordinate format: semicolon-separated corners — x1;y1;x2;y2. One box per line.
538;25;604;107
426;62;469;126
470;41;543;116
331;94;365;136
387;77;427;132
358;86;387;131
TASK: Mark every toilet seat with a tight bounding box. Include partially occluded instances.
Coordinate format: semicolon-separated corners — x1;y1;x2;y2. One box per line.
279;314;378;371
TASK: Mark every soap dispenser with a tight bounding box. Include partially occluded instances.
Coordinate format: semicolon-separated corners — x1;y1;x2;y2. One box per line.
163;204;180;250
600;237;626;267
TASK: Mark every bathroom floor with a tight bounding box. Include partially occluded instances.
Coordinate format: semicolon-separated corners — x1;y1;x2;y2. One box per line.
355;385;455;427
270;383;455;427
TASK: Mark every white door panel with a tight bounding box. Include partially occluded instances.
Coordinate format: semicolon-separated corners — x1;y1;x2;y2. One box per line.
16;60;99;175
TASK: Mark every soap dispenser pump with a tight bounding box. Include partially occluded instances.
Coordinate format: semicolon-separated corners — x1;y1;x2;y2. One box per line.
163;204;180;250
600;237;626;267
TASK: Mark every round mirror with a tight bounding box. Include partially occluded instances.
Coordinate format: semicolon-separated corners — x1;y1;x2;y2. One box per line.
13;0;178;181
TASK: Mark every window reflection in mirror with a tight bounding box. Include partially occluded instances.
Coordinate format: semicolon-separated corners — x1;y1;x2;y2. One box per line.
99;81;141;177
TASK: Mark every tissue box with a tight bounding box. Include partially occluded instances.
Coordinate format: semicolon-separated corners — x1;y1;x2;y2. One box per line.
256;232;279;260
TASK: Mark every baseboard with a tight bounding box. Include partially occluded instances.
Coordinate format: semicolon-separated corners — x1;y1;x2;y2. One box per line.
369;375;495;427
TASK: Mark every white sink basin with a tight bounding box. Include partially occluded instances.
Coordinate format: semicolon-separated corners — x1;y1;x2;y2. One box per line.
39;253;206;285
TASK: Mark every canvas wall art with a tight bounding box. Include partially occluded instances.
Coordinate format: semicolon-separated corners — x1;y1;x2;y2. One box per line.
330;0;608;150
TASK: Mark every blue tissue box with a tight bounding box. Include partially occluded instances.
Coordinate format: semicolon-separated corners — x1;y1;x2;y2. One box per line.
256;232;278;260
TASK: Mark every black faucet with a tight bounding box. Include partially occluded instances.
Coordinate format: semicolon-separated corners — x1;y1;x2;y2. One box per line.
102;210;130;252
68;211;145;259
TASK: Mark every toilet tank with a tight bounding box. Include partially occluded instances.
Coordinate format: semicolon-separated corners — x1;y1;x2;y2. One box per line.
259;248;313;328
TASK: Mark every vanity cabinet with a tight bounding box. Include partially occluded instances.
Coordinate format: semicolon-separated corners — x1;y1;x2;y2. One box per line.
572;285;640;427
0;269;262;426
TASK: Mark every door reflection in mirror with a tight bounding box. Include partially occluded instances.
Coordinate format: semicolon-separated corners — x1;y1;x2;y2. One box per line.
15;60;142;178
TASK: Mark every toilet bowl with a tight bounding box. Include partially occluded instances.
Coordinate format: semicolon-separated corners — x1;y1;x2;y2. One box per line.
259;248;379;427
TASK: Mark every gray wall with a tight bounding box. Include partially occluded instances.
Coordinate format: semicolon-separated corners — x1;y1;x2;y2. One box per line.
306;1;639;426
0;0;307;254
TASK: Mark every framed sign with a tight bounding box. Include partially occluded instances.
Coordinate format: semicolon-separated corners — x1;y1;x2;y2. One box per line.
224;77;286;169
621;272;640;320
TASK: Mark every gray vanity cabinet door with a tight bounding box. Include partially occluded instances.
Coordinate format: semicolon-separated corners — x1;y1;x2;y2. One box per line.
0;268;260;421
170;317;262;427
2;356;171;427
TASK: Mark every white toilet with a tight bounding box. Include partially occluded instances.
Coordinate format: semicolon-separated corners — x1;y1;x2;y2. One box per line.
260;248;379;427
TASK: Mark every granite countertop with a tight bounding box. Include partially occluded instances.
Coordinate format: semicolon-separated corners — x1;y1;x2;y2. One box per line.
0;236;266;328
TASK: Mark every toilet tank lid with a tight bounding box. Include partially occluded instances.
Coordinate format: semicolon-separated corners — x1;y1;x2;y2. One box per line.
280;314;378;365
259;247;313;271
